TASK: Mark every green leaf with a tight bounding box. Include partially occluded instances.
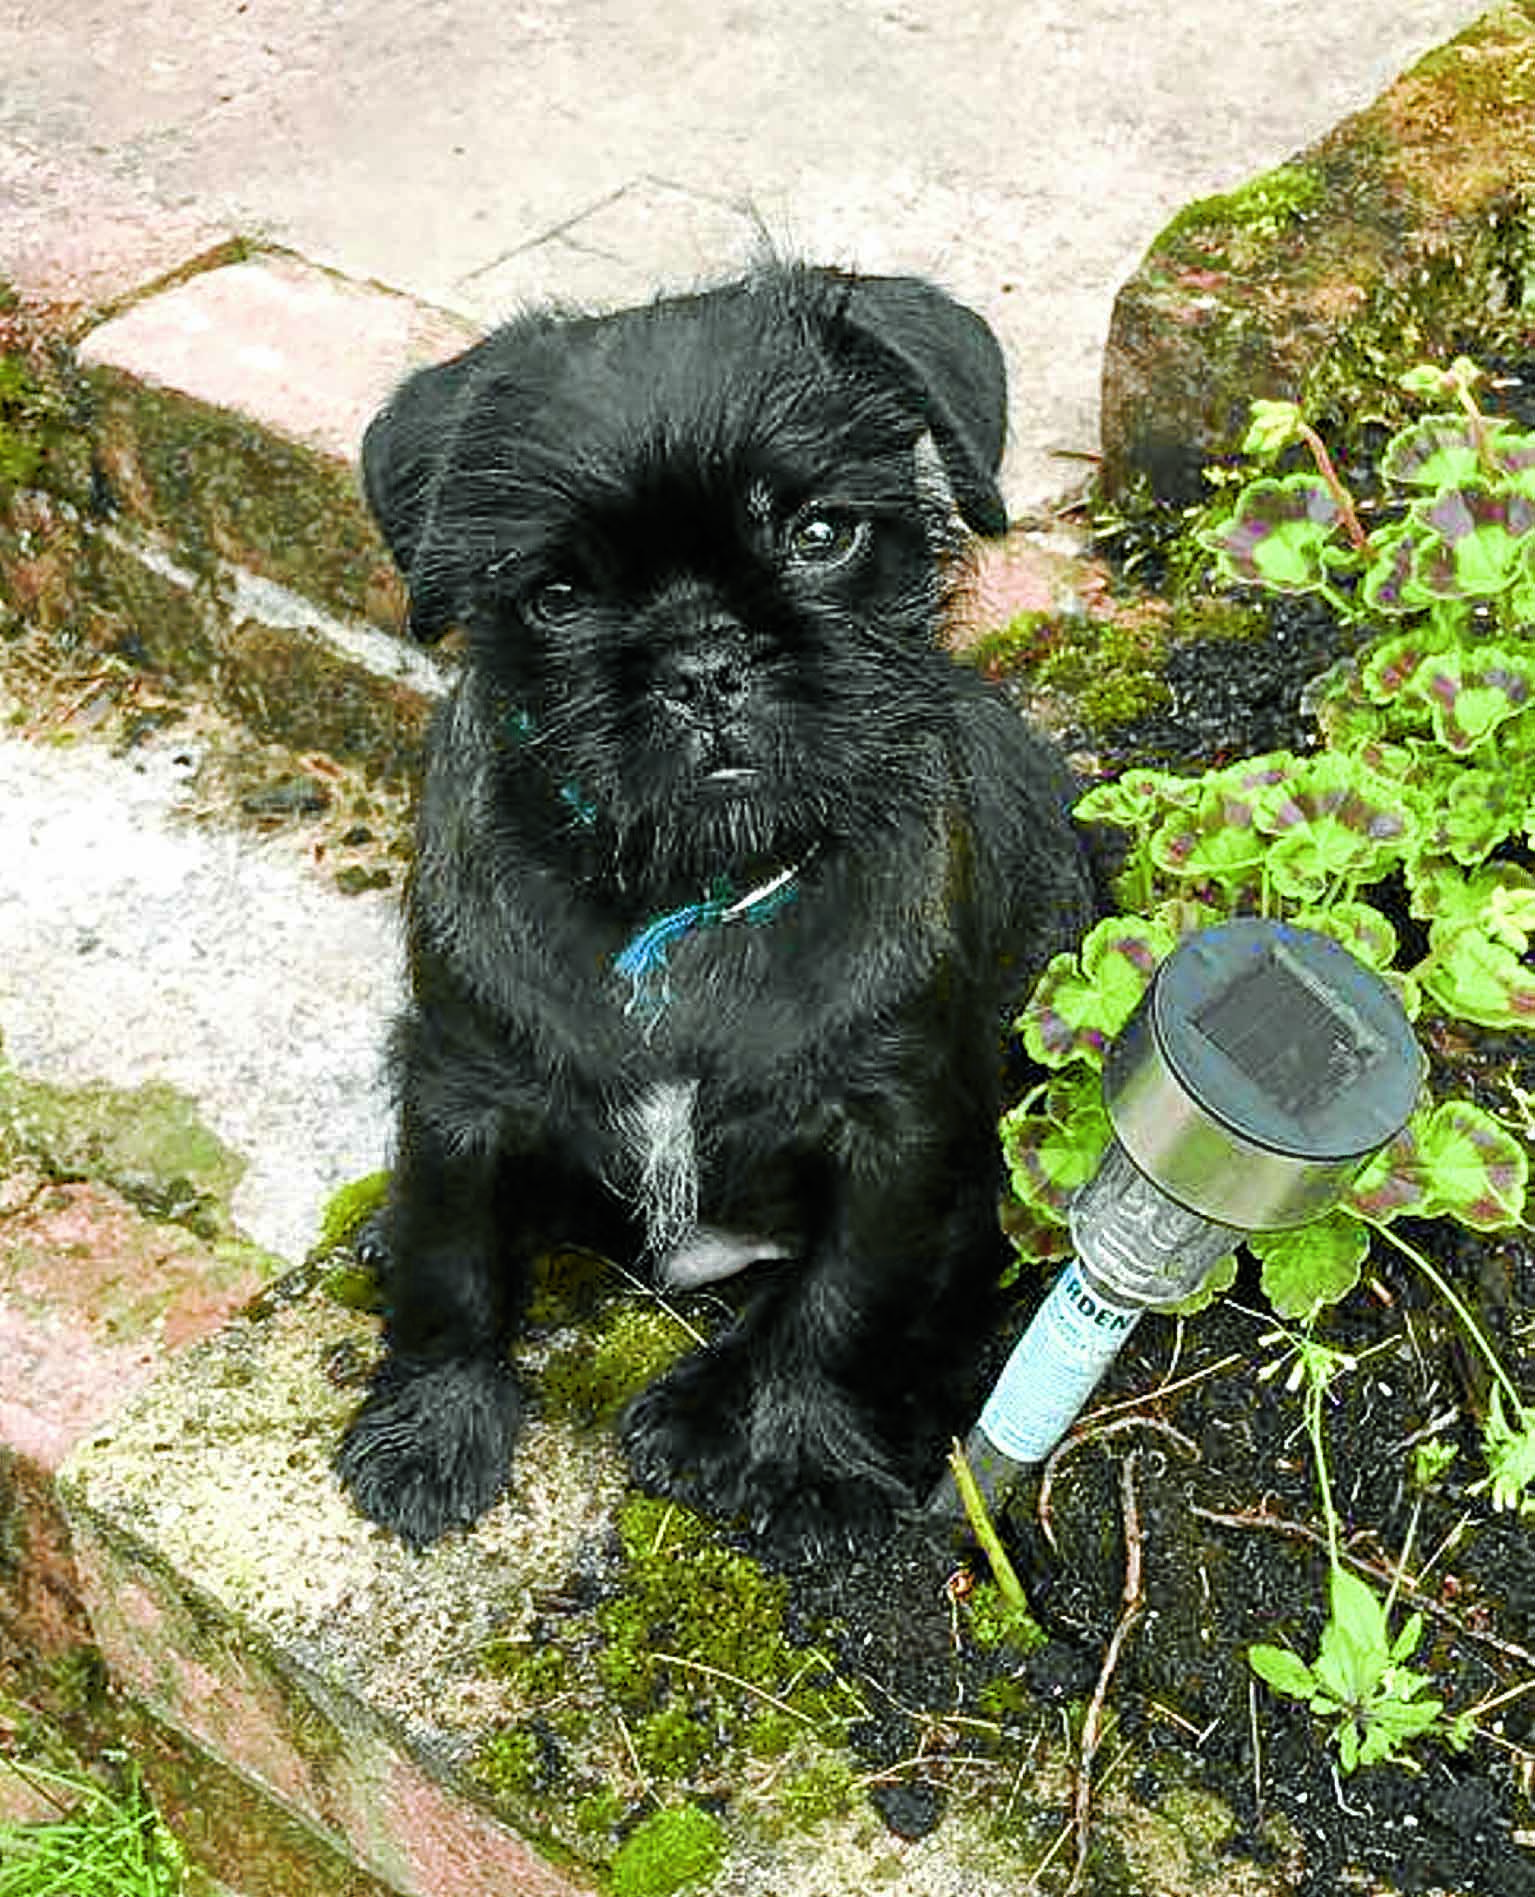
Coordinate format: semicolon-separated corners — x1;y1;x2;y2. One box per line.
1251;751;1415;900
1379;415;1486;488
1201;474;1344;590
1352;1692;1445;1771
1415;1098;1528;1230
1410;483;1535;597
1421;650;1535;754
1362;640;1535;754
1242;399;1307;459
1288;901;1398;971
1320;1566;1391;1696
1148;761;1297;895
1252;1212;1371;1318
1475;1385;1535;1515
1421;768;1530;867
1019;916;1176;1068
1362;634;1444;722
1000;1077;1113;1217
1167;1249;1239;1317
1486;884;1535;954
1407;859;1534;930
1074;767;1200;830
1422;916;1535;1032
1345;1121;1431;1223
1249;1643;1319;1700
1360;524;1433;616
1389;1611;1426;1665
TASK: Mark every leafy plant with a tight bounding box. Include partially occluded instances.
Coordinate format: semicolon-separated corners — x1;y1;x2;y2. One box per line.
1246;1329;1472;1773
1249;1563;1460;1774
1001;357;1533;1500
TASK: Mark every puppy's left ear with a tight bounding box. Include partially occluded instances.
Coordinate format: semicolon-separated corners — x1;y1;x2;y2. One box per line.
361;343;489;641
829;273;1010;537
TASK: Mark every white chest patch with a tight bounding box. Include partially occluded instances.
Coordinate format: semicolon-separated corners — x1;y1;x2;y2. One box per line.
617;1079;700;1262
613;1080;791;1287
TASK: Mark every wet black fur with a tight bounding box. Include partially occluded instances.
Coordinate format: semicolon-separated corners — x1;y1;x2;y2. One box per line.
336;263;1100;1555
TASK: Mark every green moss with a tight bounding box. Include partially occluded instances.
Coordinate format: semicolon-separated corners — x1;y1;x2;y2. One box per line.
1160;163;1326;256
89;372;395;624
611;1805;726;1897
1034;610;1173;732
315;1170;390;1252
776;1754;858;1827
475;1491;861;1869
541;1304;693;1425
479;1727;545;1795
965;610;1061;681
964;1581;1045;1656
0;1048;245;1240
526;1246;616;1327
0;354;45;493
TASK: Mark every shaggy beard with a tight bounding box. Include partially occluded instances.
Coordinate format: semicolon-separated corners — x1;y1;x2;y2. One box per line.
598;732;947;902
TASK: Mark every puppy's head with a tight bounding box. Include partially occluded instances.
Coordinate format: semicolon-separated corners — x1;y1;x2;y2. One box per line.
362;265;1009;884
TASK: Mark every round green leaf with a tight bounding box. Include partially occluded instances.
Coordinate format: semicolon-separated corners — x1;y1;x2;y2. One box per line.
1249;1643;1317;1700
1019;916;1175;1067
1416;1099;1528;1230
1202;475;1343;591
1252;1212;1370;1318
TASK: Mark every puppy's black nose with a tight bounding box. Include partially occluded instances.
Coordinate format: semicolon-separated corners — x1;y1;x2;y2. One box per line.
656;643;752;725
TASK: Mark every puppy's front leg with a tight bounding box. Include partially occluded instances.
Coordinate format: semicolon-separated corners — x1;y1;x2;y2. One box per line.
625;1137;999;1558
336;1100;526;1547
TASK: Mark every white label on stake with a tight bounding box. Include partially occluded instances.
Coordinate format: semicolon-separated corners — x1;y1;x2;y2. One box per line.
978;1260;1143;1464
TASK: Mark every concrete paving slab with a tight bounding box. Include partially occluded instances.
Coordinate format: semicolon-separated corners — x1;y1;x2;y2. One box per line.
0;734;399;1261
0;141;235;321
0;0;1483;508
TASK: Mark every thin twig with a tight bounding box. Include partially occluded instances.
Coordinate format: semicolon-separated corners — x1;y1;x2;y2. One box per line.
1248;1674;1264;1827
649;1652;821;1727
1066;1452;1146;1897
1039;1413;1198;1552
1187;1502;1535;1669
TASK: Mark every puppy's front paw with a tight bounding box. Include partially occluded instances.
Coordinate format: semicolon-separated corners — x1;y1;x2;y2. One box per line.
622;1352;750;1518
336;1355;521;1548
622;1355;909;1563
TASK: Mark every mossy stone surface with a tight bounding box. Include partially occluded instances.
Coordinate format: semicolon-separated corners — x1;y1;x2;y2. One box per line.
1100;1;1535;503
0;1042;246;1240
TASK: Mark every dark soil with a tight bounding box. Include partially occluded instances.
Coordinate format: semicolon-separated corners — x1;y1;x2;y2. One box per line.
780;1197;1535;1897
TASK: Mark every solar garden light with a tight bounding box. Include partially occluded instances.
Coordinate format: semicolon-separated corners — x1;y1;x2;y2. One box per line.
932;918;1424;1523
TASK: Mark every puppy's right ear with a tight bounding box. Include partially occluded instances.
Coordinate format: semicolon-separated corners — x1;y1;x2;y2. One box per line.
361;344;487;642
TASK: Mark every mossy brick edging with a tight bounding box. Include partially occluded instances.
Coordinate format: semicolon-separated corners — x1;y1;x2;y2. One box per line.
0;1048;288;1754
1;248;448;782
1099;0;1535;503
53;1217;1306;1897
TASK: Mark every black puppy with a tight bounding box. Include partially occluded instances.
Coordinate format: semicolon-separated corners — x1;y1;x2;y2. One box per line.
337;263;1099;1555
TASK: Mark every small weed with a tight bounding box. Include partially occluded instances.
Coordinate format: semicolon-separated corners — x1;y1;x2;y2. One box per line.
0;1756;186;1897
1247;1328;1473;1774
1248;1563;1469;1775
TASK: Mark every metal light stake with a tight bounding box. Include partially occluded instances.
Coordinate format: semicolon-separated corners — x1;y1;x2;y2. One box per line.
933;918;1424;1521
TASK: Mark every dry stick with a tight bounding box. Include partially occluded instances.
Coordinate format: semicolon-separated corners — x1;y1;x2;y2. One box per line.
1188;1502;1535;1671
1065;1451;1146;1897
1039;1413;1199;1552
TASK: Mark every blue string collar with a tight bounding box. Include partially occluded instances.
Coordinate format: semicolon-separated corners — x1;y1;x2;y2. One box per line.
614;862;802;1028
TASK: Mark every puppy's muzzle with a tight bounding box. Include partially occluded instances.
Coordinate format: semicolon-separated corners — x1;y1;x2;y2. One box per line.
657;640;751;725
656;632;759;776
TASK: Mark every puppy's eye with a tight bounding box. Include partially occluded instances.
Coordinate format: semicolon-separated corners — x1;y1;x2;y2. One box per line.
524;579;586;628
785;513;867;569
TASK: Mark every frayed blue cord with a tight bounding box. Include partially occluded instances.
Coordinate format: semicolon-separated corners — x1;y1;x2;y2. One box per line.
615;866;801;1028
